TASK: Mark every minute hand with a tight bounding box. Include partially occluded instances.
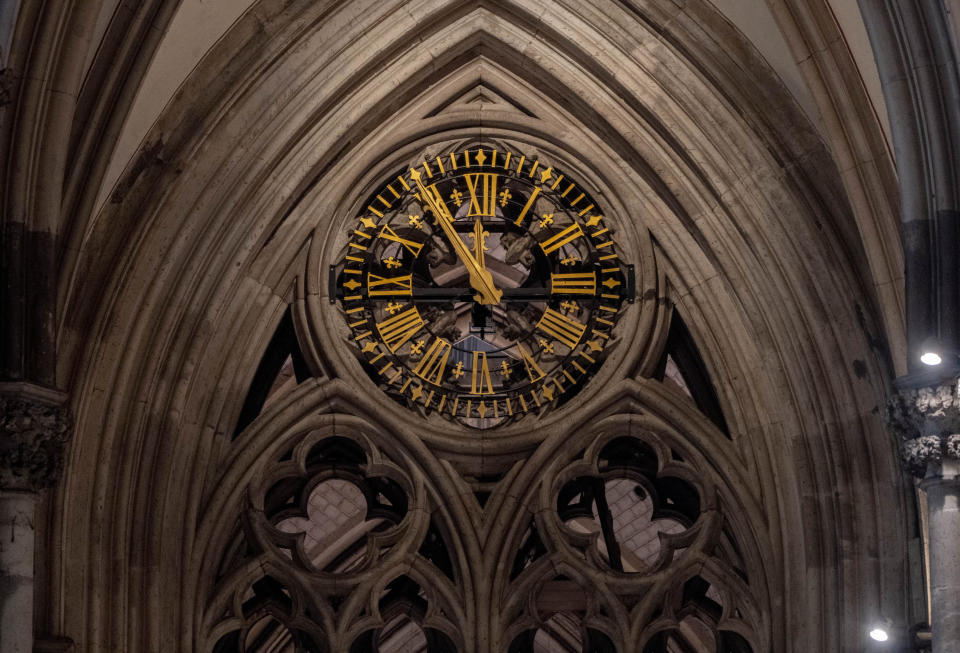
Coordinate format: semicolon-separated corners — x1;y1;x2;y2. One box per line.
411;171;503;305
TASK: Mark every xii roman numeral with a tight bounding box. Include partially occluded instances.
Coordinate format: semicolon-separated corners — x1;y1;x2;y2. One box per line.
465;173;498;217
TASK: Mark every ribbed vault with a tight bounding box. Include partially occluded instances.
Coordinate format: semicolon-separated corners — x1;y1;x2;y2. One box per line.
47;1;910;651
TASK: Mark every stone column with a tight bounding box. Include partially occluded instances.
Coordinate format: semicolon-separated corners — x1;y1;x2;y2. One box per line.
888;378;960;653
0;491;38;653
0;384;70;653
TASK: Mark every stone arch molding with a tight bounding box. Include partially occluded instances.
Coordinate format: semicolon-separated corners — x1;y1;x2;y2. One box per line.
52;0;908;652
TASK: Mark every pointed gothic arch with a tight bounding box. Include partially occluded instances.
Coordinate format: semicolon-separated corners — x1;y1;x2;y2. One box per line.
9;1;911;651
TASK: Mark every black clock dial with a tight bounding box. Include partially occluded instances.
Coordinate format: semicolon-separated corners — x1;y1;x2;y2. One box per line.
333;146;633;428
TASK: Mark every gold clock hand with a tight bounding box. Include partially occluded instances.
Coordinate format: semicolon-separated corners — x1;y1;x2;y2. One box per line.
415;179;472;266
429;190;501;305
472;219;492;271
410;170;503;305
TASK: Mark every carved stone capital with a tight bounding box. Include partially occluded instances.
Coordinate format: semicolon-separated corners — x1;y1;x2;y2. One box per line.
887;378;960;478
0;383;71;491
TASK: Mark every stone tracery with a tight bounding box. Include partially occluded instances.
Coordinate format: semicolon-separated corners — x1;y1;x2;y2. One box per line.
207;427;464;651
201;304;767;652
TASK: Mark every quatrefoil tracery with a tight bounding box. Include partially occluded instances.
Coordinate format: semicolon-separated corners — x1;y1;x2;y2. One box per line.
497;428;758;652
209;412;761;653
249;435;418;581
211;428;468;652
545;434;716;580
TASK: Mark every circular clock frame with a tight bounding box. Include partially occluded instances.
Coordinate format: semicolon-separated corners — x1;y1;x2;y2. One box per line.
331;145;635;428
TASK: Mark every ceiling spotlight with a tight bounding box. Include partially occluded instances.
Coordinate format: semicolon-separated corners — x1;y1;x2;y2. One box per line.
870;618;893;643
869;627;889;642
919;336;952;366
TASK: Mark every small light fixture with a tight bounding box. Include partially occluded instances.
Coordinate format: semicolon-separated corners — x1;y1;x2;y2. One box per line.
870;618;893;642
920;336;946;366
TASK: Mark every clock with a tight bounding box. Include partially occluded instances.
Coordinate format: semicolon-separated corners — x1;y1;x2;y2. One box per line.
332;146;634;428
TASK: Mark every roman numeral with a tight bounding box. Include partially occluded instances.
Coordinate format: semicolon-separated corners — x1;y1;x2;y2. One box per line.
376;307;424;352
465;173;498;216
539;223;584;254
536;308;587;349
413;338;452;384
516;343;545;382
378;224;423;257
470;350;495;395
514;187;540;225
550;272;597;294
367;273;413;296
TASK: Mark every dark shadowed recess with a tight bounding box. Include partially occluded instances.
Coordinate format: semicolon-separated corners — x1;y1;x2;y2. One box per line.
654;312;730;437
234;307;312;438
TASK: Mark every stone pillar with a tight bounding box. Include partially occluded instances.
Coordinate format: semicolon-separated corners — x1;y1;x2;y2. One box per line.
888;378;960;652
923;467;960;652
0;383;70;653
0;491;38;653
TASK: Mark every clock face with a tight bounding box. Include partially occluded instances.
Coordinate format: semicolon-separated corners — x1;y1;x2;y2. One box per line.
333;146;633;428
